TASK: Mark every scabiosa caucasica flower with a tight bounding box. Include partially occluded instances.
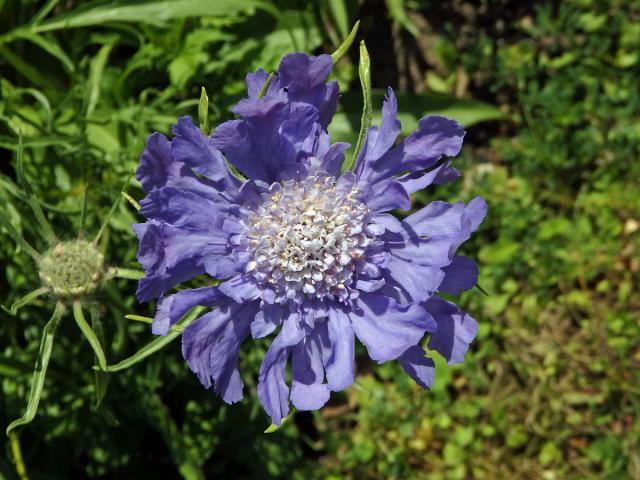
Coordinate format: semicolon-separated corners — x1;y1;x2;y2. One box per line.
134;52;487;425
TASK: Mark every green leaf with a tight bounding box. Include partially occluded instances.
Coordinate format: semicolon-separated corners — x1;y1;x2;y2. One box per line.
326;0;350;39
125;314;184;333
84;39;117;118
385;0;419;37
78;184;89;237
198;87;210;135
6;302;64;435
93;173;132;245
0;207;40;260
73;301;108;371
104;307;204;372
16;133;57;244
344;40;371;171
2;287;49;316
330;20;360;64
107;267;144;280
258;73;274;99
264;408;295;433
30;0;280;33
14;31;74;73
120;191;141;212
90;305;110;409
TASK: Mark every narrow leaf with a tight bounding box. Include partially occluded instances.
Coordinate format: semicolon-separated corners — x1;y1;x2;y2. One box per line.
107;267;144;280
264;408;295;433
78;184;88;237
104;308;204;372
385;0;419;37
0;208;40;260
121;191;141;211
344;40;372;170
125;314;184;333
93;173;132;245
90;305;109;408
258;73;274;99
198;87;210;135
330;20;360;64
6;301;64;435
73;301;107;371
84;39;116;118
16;134;57;243
327;0;350;38
2;287;49;316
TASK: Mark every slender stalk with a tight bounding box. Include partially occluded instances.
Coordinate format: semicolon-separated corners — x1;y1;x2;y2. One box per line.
72;301;107;371
78;184;88;237
9;431;30;480
93;173;132;245
120;191;141;211
6;301;65;435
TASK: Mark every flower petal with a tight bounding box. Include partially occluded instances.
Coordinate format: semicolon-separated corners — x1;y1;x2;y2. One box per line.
153;286;223;335
182;300;259;403
425;296;478;365
324;308;355;391
439;256;479;295
350;292;434;362
398;345;436;389
290;328;331;411
258;315;304;425
219;274;261;302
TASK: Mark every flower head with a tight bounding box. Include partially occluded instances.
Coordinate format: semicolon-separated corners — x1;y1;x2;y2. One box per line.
134;52;487;425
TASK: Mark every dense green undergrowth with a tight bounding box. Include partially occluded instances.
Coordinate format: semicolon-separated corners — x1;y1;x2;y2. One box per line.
1;0;638;479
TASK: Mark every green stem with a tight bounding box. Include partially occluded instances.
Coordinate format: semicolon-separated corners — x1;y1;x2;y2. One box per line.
9;431;30;480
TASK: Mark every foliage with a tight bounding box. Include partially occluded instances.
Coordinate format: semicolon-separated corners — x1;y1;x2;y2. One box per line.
0;0;638;479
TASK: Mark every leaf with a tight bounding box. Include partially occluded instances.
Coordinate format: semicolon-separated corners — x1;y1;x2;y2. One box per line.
344;40;371;171
73;301;108;371
31;0;280;33
14;31;74;73
264;408;295;433
15;133;57;243
330;20;360;64
84;39;117;118
198;87;210;135
0;207;40;260
385;0;419;37
326;0;350;39
6;302;64;435
90;305;110;409
104;307;204;372
2;287;49;316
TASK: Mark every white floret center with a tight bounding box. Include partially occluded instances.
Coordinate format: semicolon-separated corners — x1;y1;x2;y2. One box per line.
245;174;374;303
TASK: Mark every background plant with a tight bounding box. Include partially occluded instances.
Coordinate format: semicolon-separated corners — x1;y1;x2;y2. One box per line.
1;0;638;479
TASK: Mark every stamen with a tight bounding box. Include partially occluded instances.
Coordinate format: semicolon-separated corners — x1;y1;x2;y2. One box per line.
244;174;376;304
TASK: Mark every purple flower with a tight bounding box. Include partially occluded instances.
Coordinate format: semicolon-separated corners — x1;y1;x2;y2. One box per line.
134;53;487;425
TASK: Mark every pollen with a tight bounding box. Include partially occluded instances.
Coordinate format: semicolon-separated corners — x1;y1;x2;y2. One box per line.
38;240;105;298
